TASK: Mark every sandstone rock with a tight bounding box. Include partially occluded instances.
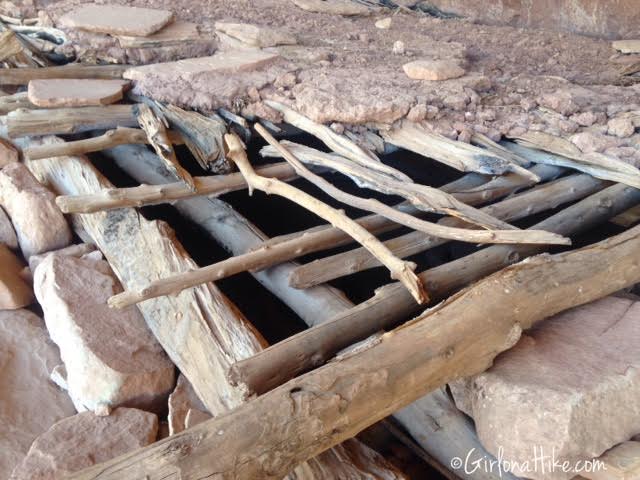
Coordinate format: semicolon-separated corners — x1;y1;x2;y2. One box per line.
570;131;619;153
612;40;640;54
9;408;157;480
291;0;371;16
58;4;174;37
0;163;72;259
125;49;279;82
403;59;466;81
0;309;76;478
582;441;640;480
215;22;297;48
167;374;210;435
0;244;33;310
392;40;405;54
375;17;392;29
450;296;640;480
0;138;19;167
28;243;95;272
0;205;17;249
116;21;203;48
27;79;128;108
33;253;175;414
608;117;636;138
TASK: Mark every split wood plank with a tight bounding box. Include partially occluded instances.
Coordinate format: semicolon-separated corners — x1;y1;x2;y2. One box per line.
290;172;605;289
19;135;400;480
380;121;539;180
107;142;511;480
136;103;196;191
24;127;183;161
229;182;640;396
68;221;640;480
56;162;296;214
7;105;138;138
0;64;127;86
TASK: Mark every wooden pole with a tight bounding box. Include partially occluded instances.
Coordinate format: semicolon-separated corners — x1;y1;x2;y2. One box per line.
7;105;138;137
230;182;640;395
56;162;297;214
68;223;640;480
0;64;127;85
290;173;607;288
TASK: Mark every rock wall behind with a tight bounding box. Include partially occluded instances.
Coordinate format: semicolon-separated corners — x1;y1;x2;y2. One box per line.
426;0;640;39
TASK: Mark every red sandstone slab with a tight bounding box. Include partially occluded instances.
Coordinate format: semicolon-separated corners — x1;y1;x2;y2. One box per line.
58;4;174;37
27;79;129;108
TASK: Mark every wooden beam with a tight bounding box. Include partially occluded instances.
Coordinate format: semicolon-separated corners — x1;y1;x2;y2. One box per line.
0;64;127;85
229;182;640;396
7;105;138;138
68;222;640;480
56;162;297;214
20;134;404;480
290;173;607;289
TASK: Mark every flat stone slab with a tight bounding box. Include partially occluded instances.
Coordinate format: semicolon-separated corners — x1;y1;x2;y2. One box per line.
450;296;640;480
124;49;280;82
58;4;174;37
0;244;33;310
34;252;175;414
116;21;203;48
27;79;128;108
0;309;76;479
168;374;210;435
9;408;157;480
0;163;72;259
291;0;372;16
403;59;466;81
612;40;640;54
215;22;297;47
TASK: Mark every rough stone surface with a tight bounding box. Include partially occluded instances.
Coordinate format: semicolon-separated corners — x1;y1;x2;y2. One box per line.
608;117;636;138
582;441;640;480
215;22;296;47
58;4;174;36
0;244;33;310
33;252;175;414
403;59;466;81
450;296;640;480
0;309;75;479
0;205;18;250
0;138;19;167
9;408;158;480
167;374;210;435
27;79;128;108
0;163;72;259
28;243;95;272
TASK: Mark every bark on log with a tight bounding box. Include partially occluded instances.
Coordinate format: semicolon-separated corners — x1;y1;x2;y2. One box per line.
230;182;640;395
56;162;297;214
19;135;405;480
105;142;523;480
68;223;640;480
290;173;606;289
0;64;126;85
7;105;138;137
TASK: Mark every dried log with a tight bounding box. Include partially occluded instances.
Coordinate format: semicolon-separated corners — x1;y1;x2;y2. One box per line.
0;64;127;85
507;132;640;188
7;105;138;138
24;127;183;161
155;104;230;173
56;162;296;214
230;182;640;395
136;104;196;191
380;121;538;180
0;91;37;114
19;136;402;480
290;172;606;288
107;142;506;480
68;222;640;480
110;133;426;306
264;100;407;181
256;126;568;245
